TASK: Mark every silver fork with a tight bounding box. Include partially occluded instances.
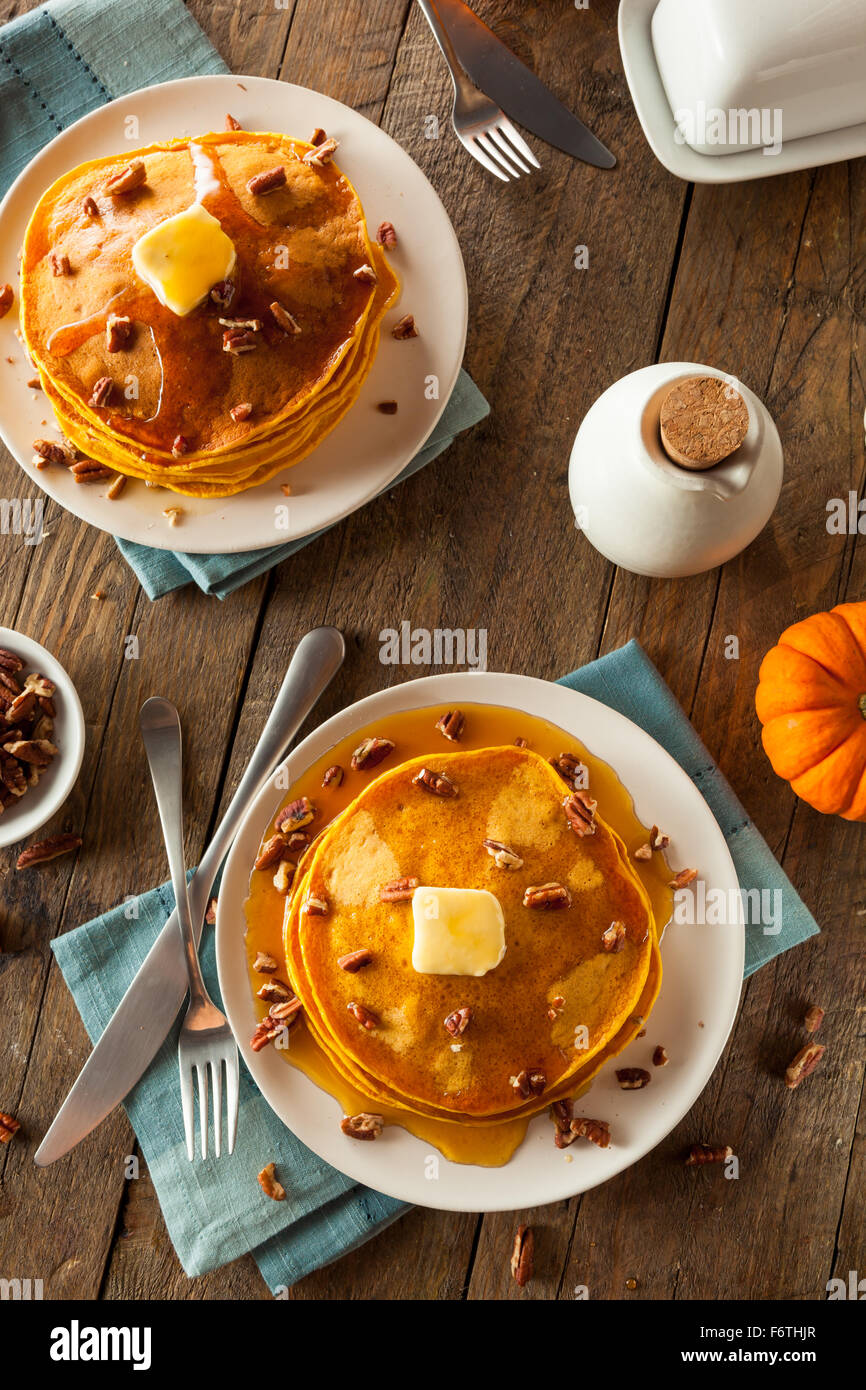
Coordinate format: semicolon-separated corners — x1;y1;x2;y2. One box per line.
139;697;239;1161
416;0;540;181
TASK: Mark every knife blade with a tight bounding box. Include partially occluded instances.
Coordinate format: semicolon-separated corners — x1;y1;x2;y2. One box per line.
426;0;615;168
34;626;346;1166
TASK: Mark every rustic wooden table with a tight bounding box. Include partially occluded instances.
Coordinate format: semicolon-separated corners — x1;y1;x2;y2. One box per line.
0;0;863;1302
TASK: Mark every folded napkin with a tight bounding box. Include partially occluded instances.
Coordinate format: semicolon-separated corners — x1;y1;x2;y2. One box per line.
52;640;818;1292
0;0;489;600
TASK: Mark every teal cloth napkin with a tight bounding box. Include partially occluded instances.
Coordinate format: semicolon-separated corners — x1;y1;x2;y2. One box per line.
0;0;489;599
51;641;817;1292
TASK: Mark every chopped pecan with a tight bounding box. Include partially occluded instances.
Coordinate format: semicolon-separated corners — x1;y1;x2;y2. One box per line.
4;738;56;767
0;1111;20;1144
257;1162;286;1200
225;112;243;131
273;860;295;895
510;1226;534;1288
105;160;146;195
341;1112;384;1141
602;920;626;953
563;790;597;837
652;1044;669;1067
83;195;100;217
377;221;397;249
322;763;344;788
310;127;327;147
50;252;72;277
0;649;23;674
88;376;114;408
247;165;287;195
255;832;289;870
72;461;113;483
444;1006;471;1037
379;877;418;902
0;284;13;319
303;893;329;916
571;1116;611;1149
106;314;133;352
547;995;565;1023
549;752;587;790
210;279;235;310
669;868;698;889
338;948;373;973
286;830;311;853
512;1069;546;1099
804;1004;824;1034
171;435;191;458
685;1143;733;1165
785;1042;825;1090
205;898;218;926
482;838;523;869
0;670;20;697
222;328;258;354
551;1098;573;1135
376;400;398;414
230;401;253;423
351;736;394;771
250;997;302;1050
269;300;302;335
163;507;184;527
275;796;315;831
412;766;458;798
616;1068;651;1090
514;736;528;748
4;690;36;723
253;951;279;974
0;753;26;798
633;843;652;861
650;825;670;850
523;882;572;910
257;979;292;1004
32;437;75;466
391;313;418;340
353;263;378;284
303;137;338;167
347;1001;378;1030
219;317;263;333
16;833;82;870
435;709;465;742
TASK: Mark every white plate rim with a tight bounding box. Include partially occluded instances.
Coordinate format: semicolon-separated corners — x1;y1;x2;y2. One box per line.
0;626;85;849
0;73;468;553
216;670;745;1213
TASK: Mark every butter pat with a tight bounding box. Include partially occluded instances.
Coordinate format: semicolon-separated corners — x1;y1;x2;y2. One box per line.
131;203;235;317
411;887;506;977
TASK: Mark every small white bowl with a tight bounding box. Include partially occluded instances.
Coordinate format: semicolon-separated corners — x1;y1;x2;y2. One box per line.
0;628;85;851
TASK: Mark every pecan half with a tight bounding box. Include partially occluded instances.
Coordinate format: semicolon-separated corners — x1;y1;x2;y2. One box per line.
247;165;287;195
230;401;253;423
0;284;13;319
322;763;344;788
0;753;26;798
255;832;289;871
523;882;572;910
379;877;418;902
303;893;329;916
257;1162;286;1200
377;221;397;249
785;1042;826;1090
105;160;146;195
512;1069;546;1099
88;376;114;408
351;736;394;771
347;1001;378;1030
303;137;338;167
669;868;698;889
571;1117;611;1149
602;920;626;953
275;797;315;831
4;691;36;724
549;752;587;790
510;1226;534;1288
652;1044;669;1067
4;738;57;767
804;1004;825;1034
253;951;279;974
338;948;373;973
563;790;597;837
685;1143;733;1165
413;766;458;798
616;1068;651;1090
16;833;82;870
50;251;72;277
107;475;127;500
353;263;378;284
341;1112;384;1141
106;314;133;352
225;113;243;131
444;1006;471;1037
0;649;23;674
71;461;113;483
0;1111;20;1144
391;313;418;340
222;328;258;354
435;709;465;742
482;838;523;869
269;301;302;335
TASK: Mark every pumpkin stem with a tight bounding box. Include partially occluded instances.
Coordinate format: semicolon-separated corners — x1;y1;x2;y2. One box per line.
860;693;866;719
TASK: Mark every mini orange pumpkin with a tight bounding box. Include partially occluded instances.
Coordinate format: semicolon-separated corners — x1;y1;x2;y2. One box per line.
756;601;866;820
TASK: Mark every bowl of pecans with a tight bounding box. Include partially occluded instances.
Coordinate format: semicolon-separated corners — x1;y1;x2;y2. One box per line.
0;628;86;854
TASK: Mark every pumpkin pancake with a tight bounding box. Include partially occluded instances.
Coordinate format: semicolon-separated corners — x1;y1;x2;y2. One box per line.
283;747;659;1123
20;131;398;496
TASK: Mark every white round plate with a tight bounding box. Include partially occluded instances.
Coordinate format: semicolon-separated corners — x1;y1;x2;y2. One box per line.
217;672;744;1213
0;75;467;553
0;627;85;850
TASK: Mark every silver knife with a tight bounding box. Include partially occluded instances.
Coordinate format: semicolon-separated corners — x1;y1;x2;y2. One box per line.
419;0;615;168
34;626;346;1166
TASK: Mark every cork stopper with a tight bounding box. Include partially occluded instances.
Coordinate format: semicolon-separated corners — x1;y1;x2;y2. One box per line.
659;376;749;470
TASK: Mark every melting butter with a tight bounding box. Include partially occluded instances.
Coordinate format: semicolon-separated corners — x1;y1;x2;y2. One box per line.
131;203;235;317
411;887;506;977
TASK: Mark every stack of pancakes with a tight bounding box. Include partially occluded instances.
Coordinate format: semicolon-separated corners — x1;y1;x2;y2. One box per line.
284;746;661;1125
19;132;398;497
